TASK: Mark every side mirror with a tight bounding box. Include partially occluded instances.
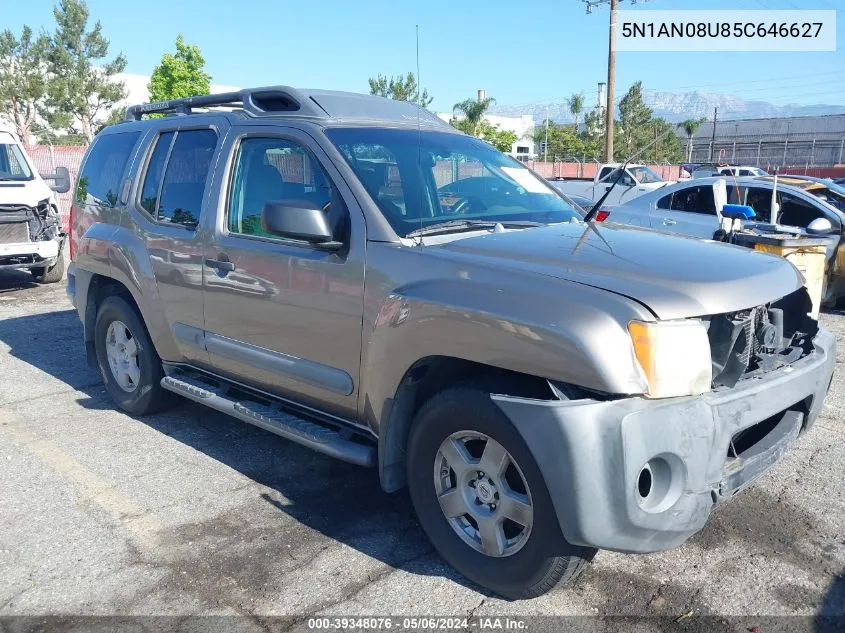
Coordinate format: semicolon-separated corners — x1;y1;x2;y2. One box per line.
42;166;71;194
260;200;342;251
807;217;835;235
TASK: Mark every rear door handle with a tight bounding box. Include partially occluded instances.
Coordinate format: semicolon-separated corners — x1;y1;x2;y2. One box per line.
663;218;677;226
205;258;235;272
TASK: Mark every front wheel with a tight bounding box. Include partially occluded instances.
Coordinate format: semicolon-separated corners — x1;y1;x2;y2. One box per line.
406;388;595;599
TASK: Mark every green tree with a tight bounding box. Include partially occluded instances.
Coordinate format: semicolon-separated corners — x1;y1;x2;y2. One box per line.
148;34;211;104
616;81;653;158
582;109;605;159
534;122;586;160
95;106;125;133
566;92;585;132
474;120;517;153
0;26;50;143
452;96;496;137
677;117;708;162
368;72;432;108
649;117;684;163
44;0;127;143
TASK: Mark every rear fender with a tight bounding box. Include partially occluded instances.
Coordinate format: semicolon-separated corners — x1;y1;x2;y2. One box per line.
75;222;179;361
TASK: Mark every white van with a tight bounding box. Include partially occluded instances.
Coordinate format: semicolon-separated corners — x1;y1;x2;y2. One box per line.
0;127;70;283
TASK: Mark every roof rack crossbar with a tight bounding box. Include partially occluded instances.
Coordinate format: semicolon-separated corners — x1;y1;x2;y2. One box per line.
124;86;324;121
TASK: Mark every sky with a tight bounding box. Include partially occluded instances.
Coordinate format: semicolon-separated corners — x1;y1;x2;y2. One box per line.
4;0;844;113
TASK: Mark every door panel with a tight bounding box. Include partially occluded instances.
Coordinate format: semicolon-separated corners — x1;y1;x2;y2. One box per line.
649;185;719;239
132;123;227;367
654;210;718;238
202;129;365;419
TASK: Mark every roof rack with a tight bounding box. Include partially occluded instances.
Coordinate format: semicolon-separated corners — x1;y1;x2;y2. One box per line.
125;85;452;129
125;86;327;121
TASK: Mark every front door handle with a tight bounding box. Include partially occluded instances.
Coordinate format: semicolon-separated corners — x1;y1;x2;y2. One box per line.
205;258;235;272
663;218;677;226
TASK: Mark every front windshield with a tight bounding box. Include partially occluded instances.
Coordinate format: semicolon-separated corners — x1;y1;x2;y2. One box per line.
629;165;662;184
0;143;34;180
326;128;580;237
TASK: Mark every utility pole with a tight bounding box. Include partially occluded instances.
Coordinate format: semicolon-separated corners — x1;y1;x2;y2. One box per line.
605;0;618;163
709;107;718;161
584;0;638;163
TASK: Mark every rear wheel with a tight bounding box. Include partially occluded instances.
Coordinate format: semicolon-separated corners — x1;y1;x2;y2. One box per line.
94;296;174;415
407;387;595;599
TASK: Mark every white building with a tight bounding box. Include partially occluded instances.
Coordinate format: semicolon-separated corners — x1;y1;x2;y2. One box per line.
436;111;536;159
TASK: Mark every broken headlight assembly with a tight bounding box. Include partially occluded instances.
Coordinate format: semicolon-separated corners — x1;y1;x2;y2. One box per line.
628;319;713;399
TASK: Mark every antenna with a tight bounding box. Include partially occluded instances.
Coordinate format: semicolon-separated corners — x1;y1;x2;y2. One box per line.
415;24;424;244
416;25;421;105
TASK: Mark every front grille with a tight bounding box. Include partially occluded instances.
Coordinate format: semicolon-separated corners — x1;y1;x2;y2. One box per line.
0;222;29;244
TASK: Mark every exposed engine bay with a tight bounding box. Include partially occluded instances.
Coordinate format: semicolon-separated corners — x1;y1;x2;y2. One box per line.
0;200;63;245
706;287;818;389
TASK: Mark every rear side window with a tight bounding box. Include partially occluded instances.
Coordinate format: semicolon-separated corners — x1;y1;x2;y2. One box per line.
657;185;716;215
139;132;174;216
76;132;141;207
138;129;217;226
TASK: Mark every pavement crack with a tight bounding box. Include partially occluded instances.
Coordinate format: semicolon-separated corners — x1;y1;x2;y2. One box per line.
466;597;486;618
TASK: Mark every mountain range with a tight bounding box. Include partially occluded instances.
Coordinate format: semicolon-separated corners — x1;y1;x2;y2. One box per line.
490;90;845;124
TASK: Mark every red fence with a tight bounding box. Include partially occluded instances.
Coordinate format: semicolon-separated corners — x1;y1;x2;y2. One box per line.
25;145;86;228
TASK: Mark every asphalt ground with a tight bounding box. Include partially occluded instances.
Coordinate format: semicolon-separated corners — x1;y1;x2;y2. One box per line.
0;263;843;632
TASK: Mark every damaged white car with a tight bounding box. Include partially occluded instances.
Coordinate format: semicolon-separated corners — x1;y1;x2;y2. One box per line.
0;127;70;283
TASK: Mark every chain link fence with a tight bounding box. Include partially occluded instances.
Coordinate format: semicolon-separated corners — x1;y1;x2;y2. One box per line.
24;144;86;229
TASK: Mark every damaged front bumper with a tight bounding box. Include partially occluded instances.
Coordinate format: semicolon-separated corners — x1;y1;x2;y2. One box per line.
493;327;836;554
0;239;60;270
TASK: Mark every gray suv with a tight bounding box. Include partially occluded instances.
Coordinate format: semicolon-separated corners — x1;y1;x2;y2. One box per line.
67;87;836;599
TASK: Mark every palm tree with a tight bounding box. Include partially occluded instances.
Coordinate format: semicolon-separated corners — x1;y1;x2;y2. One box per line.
567;93;585;132
678;118;708;162
453;96;496;136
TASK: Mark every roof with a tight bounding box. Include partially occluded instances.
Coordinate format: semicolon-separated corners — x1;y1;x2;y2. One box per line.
124;86;452;130
754;175;828;191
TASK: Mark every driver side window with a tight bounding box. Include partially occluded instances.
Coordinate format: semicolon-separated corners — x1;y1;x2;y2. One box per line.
227;137;335;238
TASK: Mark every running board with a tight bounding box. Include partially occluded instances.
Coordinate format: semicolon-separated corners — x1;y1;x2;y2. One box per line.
160;374;376;467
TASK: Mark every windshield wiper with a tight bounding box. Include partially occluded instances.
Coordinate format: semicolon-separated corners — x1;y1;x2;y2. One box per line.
405;219;544;238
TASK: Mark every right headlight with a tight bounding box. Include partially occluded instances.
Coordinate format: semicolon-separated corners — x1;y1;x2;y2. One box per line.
628;319;712;399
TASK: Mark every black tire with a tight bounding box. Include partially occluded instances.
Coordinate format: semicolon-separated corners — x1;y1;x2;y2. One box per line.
407;387;595;599
32;255;65;284
94;295;174;415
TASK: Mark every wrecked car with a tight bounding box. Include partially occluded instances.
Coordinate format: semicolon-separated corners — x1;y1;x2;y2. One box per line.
68;87;836;599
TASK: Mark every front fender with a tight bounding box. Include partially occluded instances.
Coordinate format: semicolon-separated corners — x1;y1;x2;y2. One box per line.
359;275;653;433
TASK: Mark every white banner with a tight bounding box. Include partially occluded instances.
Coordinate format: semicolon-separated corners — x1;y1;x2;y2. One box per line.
617;10;836;52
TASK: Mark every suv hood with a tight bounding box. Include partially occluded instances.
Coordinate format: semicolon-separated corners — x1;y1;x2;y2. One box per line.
432;222;803;320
